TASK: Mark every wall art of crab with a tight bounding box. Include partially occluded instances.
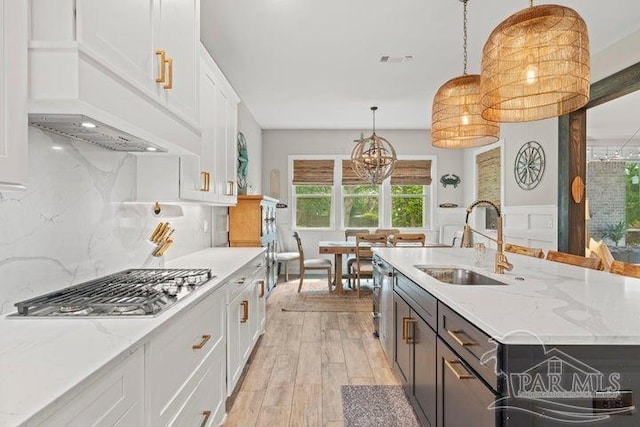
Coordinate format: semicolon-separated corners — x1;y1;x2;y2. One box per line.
440;174;461;188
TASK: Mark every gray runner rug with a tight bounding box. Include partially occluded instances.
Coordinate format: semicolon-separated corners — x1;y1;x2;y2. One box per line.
341;385;420;427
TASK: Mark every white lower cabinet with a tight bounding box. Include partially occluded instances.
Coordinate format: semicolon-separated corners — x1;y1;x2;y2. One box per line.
226;257;267;395
30;348;144;427
146;285;226;426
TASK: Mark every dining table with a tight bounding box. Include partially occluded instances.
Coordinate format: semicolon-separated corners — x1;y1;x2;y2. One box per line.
318;240;450;294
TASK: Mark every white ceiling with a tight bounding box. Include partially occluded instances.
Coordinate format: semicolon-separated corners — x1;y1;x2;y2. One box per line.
201;0;640;130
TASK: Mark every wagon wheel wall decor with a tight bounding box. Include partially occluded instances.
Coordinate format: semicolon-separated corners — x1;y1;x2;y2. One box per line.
514;141;545;190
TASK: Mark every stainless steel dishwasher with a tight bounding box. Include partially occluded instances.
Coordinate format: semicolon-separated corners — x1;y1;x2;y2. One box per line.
373;255;395;364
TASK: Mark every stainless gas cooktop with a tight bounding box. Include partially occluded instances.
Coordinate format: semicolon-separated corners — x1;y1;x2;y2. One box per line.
11;268;214;317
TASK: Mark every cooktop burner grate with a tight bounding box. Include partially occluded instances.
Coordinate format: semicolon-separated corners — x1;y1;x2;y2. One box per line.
13;268;212;317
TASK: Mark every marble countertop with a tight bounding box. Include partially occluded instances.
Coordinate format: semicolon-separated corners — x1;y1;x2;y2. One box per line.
374;247;640;346
0;247;264;427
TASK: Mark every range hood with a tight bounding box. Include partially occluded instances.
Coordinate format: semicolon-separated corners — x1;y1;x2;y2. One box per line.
28;114;166;153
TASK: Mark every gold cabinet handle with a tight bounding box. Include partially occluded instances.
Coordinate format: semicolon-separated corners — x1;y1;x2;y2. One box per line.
405;318;416;344
446;329;477;347
241;300;249;323
200;410;212;427
258;280;265;298
200;171;210;192
444;359;475;380
156;50;166;83
192;334;211;350
402;317;409;341
164;57;173;89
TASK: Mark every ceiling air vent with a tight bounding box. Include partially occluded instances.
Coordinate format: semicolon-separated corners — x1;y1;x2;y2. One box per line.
380;55;414;63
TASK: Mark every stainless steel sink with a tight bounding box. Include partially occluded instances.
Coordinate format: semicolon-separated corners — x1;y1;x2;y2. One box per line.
415;266;507;286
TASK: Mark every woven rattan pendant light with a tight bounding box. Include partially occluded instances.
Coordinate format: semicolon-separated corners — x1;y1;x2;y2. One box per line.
351;107;396;184
480;1;590;122
431;0;499;149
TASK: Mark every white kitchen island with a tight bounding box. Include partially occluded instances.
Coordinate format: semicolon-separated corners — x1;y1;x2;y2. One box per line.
373;247;640;427
0;247;265;427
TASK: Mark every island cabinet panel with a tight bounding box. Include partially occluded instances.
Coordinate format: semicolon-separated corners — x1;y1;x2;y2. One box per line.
437;338;498;427
393;271;438;427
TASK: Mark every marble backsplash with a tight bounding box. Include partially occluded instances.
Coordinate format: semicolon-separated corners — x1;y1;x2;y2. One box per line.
0;128;216;315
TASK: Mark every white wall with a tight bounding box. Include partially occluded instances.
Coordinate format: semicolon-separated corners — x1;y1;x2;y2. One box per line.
237;102;263;194
263;129;465;209
591;28;640;82
0;129;215;315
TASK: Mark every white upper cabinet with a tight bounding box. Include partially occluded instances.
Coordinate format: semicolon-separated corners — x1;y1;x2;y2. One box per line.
76;0;156;96
0;0;28;191
154;0;199;122
29;0;201;154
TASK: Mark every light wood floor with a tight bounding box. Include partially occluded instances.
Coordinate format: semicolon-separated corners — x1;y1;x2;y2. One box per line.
223;278;401;427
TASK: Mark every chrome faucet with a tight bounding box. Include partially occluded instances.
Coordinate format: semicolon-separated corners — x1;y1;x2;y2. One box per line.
462;200;513;274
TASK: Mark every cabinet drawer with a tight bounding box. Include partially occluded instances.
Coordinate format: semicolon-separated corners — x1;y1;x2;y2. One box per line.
395;272;438;331
437;338;498;427
438;303;497;390
170;339;226;427
146;288;225;426
32;348;144;427
226;255;267;302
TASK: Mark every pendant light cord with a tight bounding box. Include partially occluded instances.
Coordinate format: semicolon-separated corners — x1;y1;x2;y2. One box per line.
529;0;533;7
462;0;468;75
371;106;377;133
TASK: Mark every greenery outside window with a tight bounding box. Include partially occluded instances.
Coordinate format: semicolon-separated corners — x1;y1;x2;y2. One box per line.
391;185;427;228
343;184;380;228
295;185;333;228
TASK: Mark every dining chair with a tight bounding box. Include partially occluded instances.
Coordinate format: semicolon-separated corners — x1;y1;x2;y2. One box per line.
292;232;333;292
354;233;388;297
504;243;544;259
276;227;300;282
609;261;640;279
610;260;640;279
374;228;400;238
546;250;603;270
391;233;426;247
345;228;370;288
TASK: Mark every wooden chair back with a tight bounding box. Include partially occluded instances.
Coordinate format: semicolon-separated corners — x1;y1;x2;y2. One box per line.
356;233;388;259
292;232;305;263
345;228;370;241
374;228;400;238
504;243;544;259
610;260;640;279
392;233;426;247
546;250;603;270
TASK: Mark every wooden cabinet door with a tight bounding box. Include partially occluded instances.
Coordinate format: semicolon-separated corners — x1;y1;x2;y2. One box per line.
77;0;156;95
0;0;27;191
394;292;412;384
413;314;437;427
154;0;199;123
437;338;497;427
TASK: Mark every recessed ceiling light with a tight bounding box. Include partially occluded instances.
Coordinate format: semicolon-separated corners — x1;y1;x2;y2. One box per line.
146;147;158;152
51;146;63;150
81;122;96;129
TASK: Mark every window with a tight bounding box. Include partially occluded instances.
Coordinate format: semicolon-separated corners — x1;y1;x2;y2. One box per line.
292;157;433;230
390;160;432;228
293;159;335;228
341;160;379;228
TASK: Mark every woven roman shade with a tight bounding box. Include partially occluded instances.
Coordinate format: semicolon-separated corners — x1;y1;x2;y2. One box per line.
476;148;500;203
342;160;369;185
390;160;432;185
292;160;335;185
